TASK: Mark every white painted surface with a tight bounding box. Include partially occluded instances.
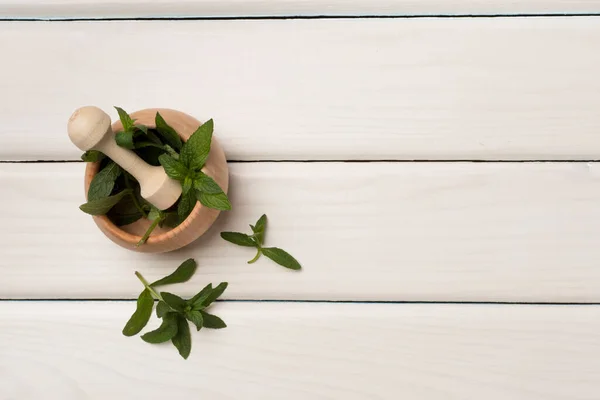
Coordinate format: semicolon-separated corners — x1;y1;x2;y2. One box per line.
1;302;599;399
2;9;600;398
1;0;600;18
3;162;600;301
1;18;600;161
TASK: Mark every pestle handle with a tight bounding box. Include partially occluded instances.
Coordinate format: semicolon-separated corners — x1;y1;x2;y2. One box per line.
68;106;182;210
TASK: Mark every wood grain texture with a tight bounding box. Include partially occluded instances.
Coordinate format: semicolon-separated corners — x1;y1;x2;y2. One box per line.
1;18;600;161
3;162;600;301
1;0;600;18
1;302;600;399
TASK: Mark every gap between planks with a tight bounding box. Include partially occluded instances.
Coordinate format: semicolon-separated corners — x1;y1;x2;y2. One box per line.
1;0;600;19
3;299;600;305
2;159;600;164
3;14;600;21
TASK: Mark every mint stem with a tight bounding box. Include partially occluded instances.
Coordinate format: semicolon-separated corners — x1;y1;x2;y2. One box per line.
124;173;148;217
137;218;161;247
135;271;163;301
163;145;180;160
248;249;262;264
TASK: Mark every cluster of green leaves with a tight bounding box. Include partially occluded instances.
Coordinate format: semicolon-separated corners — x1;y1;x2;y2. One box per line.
221;214;301;270
79;107;230;246
158;118;231;214
123;258;228;359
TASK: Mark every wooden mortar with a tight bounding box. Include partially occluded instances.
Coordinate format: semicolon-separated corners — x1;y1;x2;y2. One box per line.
83;108;229;253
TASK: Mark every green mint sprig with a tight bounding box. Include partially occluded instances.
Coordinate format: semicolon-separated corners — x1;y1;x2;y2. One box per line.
158;118;231;219
123;258;228;360
114;106;150;150
221;214;301;270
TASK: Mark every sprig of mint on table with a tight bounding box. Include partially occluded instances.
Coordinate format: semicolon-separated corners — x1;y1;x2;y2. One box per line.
78;107;230;246
123;258;228;359
221;214;302;270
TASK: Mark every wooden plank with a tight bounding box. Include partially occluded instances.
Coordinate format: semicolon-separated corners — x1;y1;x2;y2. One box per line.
3;162;600;301
1;302;599;399
1;18;600;161
1;0;600;19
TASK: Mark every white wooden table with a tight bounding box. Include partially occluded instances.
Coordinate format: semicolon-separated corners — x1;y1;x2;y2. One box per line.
2;1;600;398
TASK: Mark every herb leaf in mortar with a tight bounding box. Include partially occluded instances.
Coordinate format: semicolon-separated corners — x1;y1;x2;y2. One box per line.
115;106;135;131
123;258;228;359
198;191;231;211
115;130;135;149
180;119;213;171
155;112;182;150
79;189;132;215
158;154;188;181
158;120;231;211
87;161;122;201
81;150;104;162
221;214;302;270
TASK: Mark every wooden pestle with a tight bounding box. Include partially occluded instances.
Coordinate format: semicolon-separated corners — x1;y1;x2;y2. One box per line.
68;106;182;210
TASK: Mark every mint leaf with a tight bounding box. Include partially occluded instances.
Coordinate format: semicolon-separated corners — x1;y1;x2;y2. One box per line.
220;232;256;247
194;172;223;194
81;150;104;162
177;190;196;222
134;124;148;134
185;310;204;331
163;144;180;160
151;259;197;287
198;191;231;211
141;313;179;344
80;189;132;215
158;154;188;181
162;212;180;228
87;161;122;201
155;112;183;150
202;282;228;307
134;141;164;150
262;247;301;270
122;289;154;337
189;284;213;309
180;119;213;171
107;194;144;226
183;176;193;195
200;311;226;329
161;292;186;312
146;130;163;145
156;301;171;318
171;315;192;359
115;130;134;149
251;214;267;245
115;106;135;131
